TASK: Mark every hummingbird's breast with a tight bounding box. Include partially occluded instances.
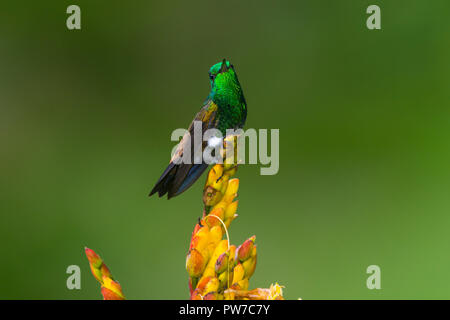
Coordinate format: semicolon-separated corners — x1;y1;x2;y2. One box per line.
216;101;247;135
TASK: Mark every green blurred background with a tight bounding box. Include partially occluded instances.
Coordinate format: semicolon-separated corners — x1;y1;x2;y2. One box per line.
1;1;449;299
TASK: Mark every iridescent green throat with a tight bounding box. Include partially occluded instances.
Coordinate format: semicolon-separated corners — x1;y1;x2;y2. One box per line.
208;67;247;134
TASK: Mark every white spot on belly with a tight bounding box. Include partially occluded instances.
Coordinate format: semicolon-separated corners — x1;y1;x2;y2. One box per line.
208;136;223;148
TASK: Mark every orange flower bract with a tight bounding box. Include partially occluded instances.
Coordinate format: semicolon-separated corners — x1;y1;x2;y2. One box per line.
84;247;125;300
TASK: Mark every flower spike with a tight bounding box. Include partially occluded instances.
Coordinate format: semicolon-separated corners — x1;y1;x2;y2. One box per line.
84;247;125;300
186;137;285;300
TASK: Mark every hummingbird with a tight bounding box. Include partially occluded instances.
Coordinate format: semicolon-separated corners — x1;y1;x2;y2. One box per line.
149;59;247;199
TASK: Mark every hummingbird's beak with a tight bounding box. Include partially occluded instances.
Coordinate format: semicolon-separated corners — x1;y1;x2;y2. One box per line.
219;58;229;73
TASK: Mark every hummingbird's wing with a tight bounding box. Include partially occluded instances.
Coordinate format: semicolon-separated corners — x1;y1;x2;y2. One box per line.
149;101;219;199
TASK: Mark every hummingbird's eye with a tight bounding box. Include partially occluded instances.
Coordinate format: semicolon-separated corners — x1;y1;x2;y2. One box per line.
209;74;214;80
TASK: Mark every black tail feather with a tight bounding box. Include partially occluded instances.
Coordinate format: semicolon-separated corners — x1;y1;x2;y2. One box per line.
149;162;176;198
149;162;209;199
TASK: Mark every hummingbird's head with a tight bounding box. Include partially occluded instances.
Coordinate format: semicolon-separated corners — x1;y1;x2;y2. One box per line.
208;59;233;83
208;59;245;106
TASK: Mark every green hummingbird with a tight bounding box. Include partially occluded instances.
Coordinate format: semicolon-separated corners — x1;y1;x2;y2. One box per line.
149;59;247;199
